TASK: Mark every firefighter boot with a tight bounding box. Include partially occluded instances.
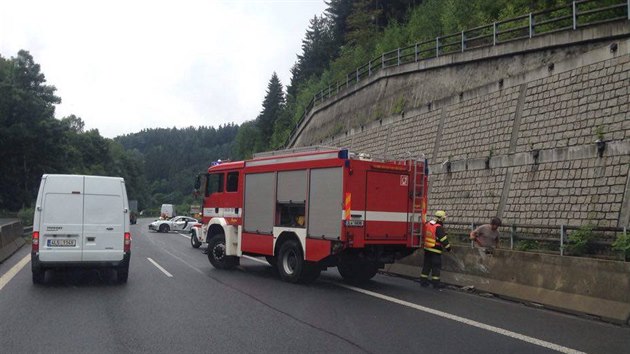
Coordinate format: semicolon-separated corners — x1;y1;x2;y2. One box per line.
431;277;444;289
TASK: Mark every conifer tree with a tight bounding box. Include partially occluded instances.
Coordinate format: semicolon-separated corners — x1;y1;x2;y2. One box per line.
257;72;286;144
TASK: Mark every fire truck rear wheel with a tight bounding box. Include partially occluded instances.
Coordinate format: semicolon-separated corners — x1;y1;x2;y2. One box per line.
277;239;305;283
208;234;238;270
338;260;379;284
300;263;321;284
190;232;202;248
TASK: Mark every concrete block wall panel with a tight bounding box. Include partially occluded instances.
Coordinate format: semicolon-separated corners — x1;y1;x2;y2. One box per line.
504;156;630;227
430;168;507;222
350;127;390;156
437;86;520;162
517;54;630;153
387;109;441;160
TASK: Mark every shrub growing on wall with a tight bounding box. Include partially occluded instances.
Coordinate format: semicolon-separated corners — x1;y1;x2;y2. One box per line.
612;232;630;261
566;224;596;256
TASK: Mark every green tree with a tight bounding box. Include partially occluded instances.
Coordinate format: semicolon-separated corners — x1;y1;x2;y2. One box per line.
345;0;383;49
256;72;286;144
233;121;263;160
290;15;335;97
0;50;64;210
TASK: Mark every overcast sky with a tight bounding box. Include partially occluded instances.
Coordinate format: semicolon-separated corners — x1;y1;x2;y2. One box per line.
0;0;327;138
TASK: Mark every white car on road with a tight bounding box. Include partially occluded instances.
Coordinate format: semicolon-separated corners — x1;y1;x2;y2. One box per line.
149;216;198;233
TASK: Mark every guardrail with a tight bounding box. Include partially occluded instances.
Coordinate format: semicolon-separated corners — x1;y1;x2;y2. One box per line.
285;0;630;147
446;221;628;258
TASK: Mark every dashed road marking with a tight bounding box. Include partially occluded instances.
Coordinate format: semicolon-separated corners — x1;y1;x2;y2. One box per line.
0;254;31;291
147;257;173;277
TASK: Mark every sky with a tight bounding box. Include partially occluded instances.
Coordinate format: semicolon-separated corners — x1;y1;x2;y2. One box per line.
0;0;328;138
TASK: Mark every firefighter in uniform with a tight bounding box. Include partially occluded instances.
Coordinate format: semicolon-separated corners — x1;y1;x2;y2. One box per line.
420;210;451;288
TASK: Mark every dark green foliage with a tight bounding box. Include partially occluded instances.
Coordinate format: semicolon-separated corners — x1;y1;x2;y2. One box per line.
566;224;596;256
289;16;335;99
0;50;63;210
516;239;539;252
116;124;238;208
257;73;285;144
0;51;150;213
612;232;630;261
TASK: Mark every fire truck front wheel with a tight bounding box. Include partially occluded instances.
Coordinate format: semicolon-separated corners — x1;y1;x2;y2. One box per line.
190;232;202;248
207;234;239;270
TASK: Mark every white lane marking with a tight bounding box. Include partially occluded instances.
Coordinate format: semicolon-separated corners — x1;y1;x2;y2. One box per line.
177;232;191;239
0;254;31;291
338;284;585;354
243;255;268;265
147;257;173;277
225;254;582;353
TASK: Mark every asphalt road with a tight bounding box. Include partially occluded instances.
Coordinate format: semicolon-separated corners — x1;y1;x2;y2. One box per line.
1;218;629;354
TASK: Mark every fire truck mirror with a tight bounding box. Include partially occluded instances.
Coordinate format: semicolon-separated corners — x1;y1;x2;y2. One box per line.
194;175;201;190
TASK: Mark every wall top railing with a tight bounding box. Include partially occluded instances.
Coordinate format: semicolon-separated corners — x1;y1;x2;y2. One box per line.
285;0;630;147
446;220;628;258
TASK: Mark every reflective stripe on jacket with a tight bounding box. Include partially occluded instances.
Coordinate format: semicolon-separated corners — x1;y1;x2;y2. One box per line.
423;220;450;254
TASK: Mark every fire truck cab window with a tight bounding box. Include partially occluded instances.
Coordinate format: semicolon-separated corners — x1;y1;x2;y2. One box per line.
226;172;239;192
206;173;224;197
277;203;305;228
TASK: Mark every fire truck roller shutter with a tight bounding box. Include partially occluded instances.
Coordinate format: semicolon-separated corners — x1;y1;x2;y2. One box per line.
244;173;275;234
308;167;342;240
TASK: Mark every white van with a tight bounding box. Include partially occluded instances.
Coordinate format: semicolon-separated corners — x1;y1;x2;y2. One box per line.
31;174;132;284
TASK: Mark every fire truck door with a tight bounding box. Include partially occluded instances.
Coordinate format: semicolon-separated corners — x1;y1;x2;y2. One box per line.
365;171;408;240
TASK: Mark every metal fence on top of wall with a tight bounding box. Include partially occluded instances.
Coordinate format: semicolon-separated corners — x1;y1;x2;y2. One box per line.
286;0;630;147
446;221;628;260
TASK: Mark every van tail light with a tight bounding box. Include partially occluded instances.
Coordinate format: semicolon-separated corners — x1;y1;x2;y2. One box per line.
124;232;131;252
32;231;40;252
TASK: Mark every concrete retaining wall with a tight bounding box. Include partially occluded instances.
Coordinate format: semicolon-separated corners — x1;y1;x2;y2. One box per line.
289;21;630;229
0;219;26;262
385;247;630;325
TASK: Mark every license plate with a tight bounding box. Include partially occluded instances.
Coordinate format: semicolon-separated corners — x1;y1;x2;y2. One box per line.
345;220;364;227
47;238;76;247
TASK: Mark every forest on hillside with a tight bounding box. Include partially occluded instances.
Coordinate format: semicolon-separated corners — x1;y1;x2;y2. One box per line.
3;0;620;219
115;125;238;213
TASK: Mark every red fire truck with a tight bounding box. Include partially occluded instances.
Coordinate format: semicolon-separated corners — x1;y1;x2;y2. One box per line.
191;146;428;283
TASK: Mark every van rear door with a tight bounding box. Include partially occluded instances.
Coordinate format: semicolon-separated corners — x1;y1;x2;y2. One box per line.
82;176;125;262
39;175;84;262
